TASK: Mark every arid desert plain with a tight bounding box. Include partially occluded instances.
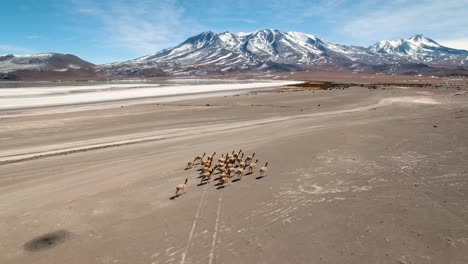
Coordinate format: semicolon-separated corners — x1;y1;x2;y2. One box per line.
1;77;468;264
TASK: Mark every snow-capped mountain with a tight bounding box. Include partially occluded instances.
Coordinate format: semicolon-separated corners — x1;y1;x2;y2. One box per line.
370;35;441;55
0;53;98;80
101;29;372;75
101;30;467;76
369;34;467;64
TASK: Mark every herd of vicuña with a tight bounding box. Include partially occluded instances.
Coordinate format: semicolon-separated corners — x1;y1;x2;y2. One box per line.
175;150;269;196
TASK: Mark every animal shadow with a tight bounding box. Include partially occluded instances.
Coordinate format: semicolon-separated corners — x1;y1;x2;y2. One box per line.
232;179;241;183
255;176;265;180
24;230;70;252
170;193;183;200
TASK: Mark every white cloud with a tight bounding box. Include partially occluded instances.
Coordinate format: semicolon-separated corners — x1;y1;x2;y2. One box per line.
25;35;44;40
341;0;468;45
68;0;204;57
439;38;468;51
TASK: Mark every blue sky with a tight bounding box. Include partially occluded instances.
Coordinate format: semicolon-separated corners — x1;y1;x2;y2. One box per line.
1;0;467;64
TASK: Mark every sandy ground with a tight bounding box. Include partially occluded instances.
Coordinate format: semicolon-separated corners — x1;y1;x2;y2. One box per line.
1;79;468;264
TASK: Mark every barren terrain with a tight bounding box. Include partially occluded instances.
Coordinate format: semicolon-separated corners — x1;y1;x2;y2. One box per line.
1;78;468;264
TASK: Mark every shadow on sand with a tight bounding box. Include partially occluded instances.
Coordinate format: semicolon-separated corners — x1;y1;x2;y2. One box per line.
24;230;71;252
170;194;180;200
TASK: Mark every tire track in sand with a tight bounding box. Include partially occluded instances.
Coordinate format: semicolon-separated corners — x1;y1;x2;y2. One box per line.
208;191;223;264
180;184;209;264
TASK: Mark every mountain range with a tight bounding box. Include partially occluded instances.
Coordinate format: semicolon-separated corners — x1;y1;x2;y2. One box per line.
1;29;467;80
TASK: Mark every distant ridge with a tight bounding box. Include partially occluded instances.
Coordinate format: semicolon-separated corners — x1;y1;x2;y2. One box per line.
0;53;99;81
